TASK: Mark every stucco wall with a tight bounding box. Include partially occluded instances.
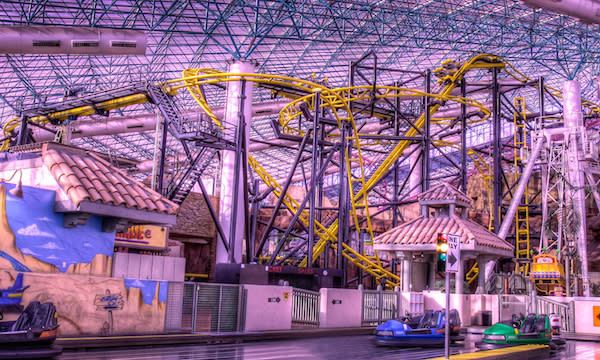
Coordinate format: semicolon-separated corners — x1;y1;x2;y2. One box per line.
243;284;293;331
0;270;166;336
319;288;362;328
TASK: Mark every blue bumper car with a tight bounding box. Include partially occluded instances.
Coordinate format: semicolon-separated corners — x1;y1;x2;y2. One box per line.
0;301;62;359
375;309;463;347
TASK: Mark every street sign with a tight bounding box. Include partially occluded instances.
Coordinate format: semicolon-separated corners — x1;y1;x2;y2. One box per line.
446;233;461;273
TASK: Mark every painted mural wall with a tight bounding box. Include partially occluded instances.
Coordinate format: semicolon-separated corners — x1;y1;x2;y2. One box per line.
0;182;113;276
0;182;168;335
0;270;167;336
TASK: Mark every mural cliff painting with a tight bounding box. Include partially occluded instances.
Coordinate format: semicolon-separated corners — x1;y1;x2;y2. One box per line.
0;182;168;336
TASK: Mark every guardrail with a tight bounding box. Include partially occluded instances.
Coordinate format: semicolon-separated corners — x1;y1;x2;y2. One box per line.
361;289;400;325
291;288;320;328
167;282;242;333
534;295;575;333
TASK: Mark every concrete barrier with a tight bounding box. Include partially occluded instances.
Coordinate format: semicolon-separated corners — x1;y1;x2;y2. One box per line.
319;288;362;328
243;284;293;331
573;297;600;334
422;291;477;326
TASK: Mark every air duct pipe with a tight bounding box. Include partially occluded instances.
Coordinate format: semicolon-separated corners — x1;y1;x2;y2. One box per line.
0;25;147;55
521;0;600;25
30;100;290;141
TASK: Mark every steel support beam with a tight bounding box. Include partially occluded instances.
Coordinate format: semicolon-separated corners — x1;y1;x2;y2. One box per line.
492;67;502;232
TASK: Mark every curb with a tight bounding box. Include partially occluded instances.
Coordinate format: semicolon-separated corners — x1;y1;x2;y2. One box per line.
428;344;549;360
56;327;376;349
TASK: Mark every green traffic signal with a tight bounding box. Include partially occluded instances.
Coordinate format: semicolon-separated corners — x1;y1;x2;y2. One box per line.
440;253;447;261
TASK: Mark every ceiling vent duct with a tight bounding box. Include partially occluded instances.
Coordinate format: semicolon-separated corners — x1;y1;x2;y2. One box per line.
0;25;147;55
521;0;600;25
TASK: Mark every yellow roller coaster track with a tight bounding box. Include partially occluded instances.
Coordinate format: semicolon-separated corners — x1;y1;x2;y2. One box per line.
3;54;600;289
173;72;398;282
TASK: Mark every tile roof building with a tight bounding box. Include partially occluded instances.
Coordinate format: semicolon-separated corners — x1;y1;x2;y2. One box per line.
0;142;178;228
373;182;514;294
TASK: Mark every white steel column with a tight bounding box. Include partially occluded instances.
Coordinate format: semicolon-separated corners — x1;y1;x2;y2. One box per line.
409;146;422;196
456;257;464;294
563;80;590;296
216;59;255;264
401;251;412;292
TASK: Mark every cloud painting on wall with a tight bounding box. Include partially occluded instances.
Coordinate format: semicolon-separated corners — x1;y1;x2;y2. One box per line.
1;182;114;272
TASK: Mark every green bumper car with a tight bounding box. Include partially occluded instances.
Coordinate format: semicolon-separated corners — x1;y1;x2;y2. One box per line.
476;313;563;350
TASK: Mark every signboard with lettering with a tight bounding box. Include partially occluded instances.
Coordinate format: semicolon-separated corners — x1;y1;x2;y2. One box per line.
115;225;167;250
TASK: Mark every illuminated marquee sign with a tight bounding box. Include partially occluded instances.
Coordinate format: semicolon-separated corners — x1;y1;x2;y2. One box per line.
115;225;167;250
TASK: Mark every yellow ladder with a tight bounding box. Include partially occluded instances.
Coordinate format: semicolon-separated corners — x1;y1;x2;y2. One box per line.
513;97;531;275
466;263;479;285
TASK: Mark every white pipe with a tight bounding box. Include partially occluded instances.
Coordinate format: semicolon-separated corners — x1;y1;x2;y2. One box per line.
489;135;546;287
521;0;600;25
498;136;546;239
0;25;147;55
563;80;590;296
31;100;290;141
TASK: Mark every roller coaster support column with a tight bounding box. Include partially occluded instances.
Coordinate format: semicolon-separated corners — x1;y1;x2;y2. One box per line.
393;83;400;227
460;79;467;191
338;121;349;271
492;67;502;232
539;77;549;249
16;115;27;146
157;117;168;194
217;59;255;264
422;69;431;192
563;80;590;297
308;92;321;267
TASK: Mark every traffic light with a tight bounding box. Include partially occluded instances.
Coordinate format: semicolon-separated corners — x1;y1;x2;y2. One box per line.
436;233;448;272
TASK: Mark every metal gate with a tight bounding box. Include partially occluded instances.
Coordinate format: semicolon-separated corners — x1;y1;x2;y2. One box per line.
164;281;186;332
534;296;575;333
362;290;400;325
171;282;242;333
291;288;320;328
498;294;531;322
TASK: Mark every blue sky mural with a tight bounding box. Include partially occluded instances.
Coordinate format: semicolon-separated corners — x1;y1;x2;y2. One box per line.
124;279;168;305
3;182;114;272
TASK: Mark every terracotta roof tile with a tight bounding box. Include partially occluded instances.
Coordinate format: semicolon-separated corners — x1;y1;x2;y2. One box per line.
418;182;472;207
373;213;513;254
42;144;178;215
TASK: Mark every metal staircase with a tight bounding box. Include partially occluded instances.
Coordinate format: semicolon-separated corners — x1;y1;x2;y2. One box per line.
147;84;222;204
166;147;217;204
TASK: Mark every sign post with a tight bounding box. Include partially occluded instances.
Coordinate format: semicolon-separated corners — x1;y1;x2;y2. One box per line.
445;233;461;359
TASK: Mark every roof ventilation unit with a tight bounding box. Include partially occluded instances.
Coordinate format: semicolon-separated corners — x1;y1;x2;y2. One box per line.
0;25;147;55
521;0;600;25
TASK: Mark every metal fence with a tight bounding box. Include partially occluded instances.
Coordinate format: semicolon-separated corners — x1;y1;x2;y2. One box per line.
534;296;576;333
498;294;531;322
291;288;320;328
166;282;242;333
362;289;400;325
164;281;185;332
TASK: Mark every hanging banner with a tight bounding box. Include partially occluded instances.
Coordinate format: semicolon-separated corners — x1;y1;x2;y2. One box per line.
115;225;167;250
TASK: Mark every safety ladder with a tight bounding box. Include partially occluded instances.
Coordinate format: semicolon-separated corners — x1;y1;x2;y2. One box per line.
466;263;479;285
513;97;531;275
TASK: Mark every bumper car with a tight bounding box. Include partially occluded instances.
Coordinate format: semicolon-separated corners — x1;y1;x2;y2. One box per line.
476;313;564;350
374;309;463;347
0;301;62;359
